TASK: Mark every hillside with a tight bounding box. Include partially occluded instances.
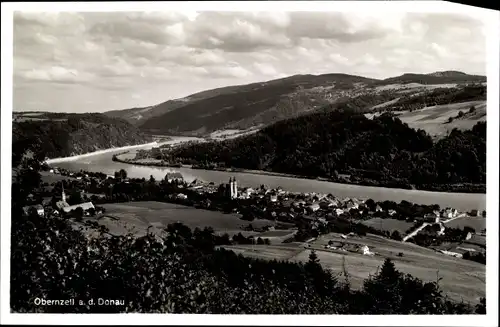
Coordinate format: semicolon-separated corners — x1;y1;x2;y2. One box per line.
12;112;153;166
162;111;486;192
104;71;486;136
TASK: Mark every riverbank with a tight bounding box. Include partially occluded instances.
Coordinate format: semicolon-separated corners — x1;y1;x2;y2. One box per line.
112;152;486;195
45;142;159;164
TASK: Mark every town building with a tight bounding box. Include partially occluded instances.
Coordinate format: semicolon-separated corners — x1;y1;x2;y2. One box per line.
62;202;95;214
22;204;44;217
166;172;184;183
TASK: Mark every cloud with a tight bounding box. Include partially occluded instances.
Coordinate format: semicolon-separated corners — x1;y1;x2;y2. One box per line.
12;11;486;113
18;66;93;84
253;62;278;76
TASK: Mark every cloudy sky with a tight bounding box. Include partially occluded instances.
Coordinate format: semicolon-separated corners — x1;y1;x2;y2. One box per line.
13;11;486;113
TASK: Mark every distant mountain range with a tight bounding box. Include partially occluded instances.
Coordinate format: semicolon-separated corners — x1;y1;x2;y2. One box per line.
104;70;486;136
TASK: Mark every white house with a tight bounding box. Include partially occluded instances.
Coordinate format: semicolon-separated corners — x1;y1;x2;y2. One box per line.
388;209;397;216
360;245;374;256
335;208;345;216
270;195;278;202
23;204;44;217
62;202;95;214
308;203;320;212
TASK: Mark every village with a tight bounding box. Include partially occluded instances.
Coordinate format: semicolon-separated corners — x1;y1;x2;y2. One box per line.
21;164;487;266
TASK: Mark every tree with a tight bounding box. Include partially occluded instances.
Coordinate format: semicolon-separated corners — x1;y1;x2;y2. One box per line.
475;297;486;314
469;106;476;113
458;111;465;118
115;169;128;180
391;230;402;241
448;117;454;123
73;207;84;221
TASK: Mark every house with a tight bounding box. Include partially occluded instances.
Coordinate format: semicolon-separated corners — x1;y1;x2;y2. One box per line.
22;204;44;217
388;209;397;216
424;212;440;223
335;208;345;216
176;193;188;200
62;202;95;214
375;205;383;212
166;172;184;183
360;245;374;256
308;203;320;212
443;208;459;219
345;200;359;210
469;209;479;216
270;195;278;203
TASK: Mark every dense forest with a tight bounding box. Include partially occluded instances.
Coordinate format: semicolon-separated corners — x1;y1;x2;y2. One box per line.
164;111;486;192
12;113;152;166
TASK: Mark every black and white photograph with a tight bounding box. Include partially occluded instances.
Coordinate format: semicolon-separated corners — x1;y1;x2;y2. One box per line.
1;1;498;325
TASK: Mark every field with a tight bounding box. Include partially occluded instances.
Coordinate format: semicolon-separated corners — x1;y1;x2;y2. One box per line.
395;100;486;138
100;201;275;235
365;100;486;139
361;218;413;234
444;216;486;231
223;232;485;304
40;171;77;184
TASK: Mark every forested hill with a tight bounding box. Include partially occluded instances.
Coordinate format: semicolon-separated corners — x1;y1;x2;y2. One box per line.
105;71;485;136
12;112;152;166
165;111;486;192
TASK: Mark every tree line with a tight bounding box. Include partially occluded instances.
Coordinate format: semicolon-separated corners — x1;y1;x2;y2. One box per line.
162;111;486;192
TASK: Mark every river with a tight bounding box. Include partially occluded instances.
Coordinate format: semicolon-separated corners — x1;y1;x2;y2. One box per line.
52;137;486;212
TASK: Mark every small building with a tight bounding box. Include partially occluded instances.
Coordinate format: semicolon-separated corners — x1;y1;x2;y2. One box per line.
270;195;278;203
360;245;374;256
469;210;480;217
424;212;440;223
335;208;345;216
388;209;397;216
22;204;44;217
166;172;184;183
375;205;383;212
176;193;188;200
308;203;320;212
61;202;95;214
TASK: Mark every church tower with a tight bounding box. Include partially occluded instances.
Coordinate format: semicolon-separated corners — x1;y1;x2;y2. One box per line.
62;183;67;203
232;177;238;199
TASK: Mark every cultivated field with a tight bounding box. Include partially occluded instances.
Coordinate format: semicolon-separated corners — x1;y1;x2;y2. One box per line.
444;216;486;231
224;232;485;304
40;171;77;183
361;218;413;234
396;100;486;138
100;201;275;235
365;100;486;139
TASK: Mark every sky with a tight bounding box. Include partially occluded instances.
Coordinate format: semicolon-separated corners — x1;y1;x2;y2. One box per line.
13;11;486;113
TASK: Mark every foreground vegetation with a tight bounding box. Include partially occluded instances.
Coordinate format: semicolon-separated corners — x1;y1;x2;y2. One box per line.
11;210;486;314
158;111;486;193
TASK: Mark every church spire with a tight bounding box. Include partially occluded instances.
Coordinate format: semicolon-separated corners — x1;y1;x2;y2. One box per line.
62;183;66;203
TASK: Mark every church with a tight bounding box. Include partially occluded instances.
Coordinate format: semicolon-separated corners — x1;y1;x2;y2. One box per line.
222;177;238;199
55;184;95;215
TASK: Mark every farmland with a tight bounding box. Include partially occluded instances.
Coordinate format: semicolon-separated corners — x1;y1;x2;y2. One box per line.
444;216;486;231
365;100;486;139
100;201;275;235
360;218;413;234
223;232;485;304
